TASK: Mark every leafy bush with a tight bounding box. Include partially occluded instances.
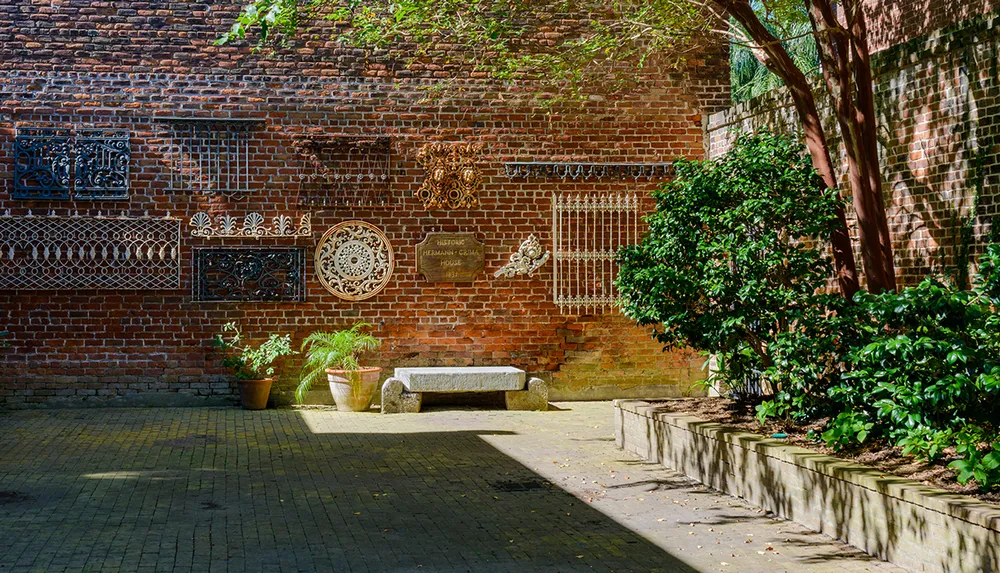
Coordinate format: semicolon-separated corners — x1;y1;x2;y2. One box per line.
619;131;1000;491
759;249;1000;490
212;322;295;380
617;131;841;397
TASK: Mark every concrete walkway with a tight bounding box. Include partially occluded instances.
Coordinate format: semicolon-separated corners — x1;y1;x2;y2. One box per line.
0;402;903;572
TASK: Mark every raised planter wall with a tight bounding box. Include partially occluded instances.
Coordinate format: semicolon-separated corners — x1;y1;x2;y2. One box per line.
614;399;1000;573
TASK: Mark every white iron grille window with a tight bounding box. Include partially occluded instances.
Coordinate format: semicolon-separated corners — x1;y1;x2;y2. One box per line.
0;214;181;290
552;192;643;314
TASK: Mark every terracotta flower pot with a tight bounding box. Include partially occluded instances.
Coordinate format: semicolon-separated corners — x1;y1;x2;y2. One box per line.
238;378;273;410
327;367;382;412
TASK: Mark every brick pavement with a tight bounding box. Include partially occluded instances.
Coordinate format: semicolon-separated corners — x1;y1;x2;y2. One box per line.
0;403;903;572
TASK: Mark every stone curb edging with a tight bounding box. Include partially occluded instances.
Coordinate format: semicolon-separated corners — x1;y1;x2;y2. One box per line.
614;399;1000;573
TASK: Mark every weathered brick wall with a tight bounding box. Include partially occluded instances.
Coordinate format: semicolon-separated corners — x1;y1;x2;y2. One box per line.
0;1;726;406
864;0;1000;52
707;11;1000;287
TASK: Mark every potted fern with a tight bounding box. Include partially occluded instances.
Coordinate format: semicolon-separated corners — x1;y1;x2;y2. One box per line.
212;322;295;410
297;322;382;411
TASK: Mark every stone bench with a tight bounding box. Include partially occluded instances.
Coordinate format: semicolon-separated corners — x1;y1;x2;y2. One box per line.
380;367;548;413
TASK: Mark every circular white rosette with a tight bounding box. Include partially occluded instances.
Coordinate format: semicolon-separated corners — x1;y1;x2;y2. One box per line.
314;220;394;301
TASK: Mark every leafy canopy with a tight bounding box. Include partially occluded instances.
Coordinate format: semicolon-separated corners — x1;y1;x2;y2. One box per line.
729;2;819;103
219;0;817;102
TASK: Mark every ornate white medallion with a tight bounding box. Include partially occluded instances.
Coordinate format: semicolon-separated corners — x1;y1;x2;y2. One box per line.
314;220;394;301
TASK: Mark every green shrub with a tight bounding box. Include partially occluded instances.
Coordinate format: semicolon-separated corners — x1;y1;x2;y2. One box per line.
619;132;1000;491
617;131;841;397
759;249;1000;490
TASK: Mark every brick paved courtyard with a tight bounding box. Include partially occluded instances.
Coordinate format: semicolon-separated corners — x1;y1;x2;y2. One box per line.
0;402;902;572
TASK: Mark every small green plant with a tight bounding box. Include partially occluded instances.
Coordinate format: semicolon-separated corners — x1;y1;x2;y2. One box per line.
950;431;1000;487
212;322;295;380
820;411;875;450
296;322;381;404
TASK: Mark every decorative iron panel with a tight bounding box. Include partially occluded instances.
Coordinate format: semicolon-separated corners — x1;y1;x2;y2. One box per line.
415;143;483;210
505;162;671;180
189;212;312;239
552;193;643;314
314;221;394;301
0;212;181;290
74;129;131;200
194;248;306;302
13;128;73;200
294;135;394;208
160;118;262;198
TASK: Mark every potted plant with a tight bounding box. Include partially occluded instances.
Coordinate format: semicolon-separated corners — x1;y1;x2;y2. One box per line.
212;322;295;410
297;322;382;411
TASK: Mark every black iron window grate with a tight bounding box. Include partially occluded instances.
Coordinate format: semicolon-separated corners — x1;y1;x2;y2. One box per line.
193;247;307;302
13;127;130;200
159;118;263;199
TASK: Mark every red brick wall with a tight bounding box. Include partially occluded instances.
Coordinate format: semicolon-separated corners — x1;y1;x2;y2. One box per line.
864;0;1000;52
707;10;1000;288
0;1;726;406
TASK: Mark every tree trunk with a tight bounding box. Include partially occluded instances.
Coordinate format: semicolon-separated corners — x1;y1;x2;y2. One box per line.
808;0;896;292
847;0;897;290
721;0;860;298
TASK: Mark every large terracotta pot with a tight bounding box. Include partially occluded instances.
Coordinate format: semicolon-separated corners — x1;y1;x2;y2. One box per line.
238;378;273;410
327;367;382;412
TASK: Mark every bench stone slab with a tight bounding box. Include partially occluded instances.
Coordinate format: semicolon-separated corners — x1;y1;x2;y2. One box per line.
504;378;549;411
394;367;526;392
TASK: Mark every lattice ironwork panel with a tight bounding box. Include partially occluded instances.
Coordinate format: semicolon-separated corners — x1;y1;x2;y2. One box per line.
160;118;262;198
13;128;73;200
552;193;643;314
74;129;131;200
193;248;306;302
294;135;393;208
0;214;181;290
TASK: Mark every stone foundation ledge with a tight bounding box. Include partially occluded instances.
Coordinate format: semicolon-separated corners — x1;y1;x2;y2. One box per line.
614;399;1000;573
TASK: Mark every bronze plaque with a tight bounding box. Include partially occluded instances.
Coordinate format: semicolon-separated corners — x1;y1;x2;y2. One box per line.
416;233;485;282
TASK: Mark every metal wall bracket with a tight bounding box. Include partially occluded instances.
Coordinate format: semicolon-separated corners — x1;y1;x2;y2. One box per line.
293;134;394;208
504;162;672;180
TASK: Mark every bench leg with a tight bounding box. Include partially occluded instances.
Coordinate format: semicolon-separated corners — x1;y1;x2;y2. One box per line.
504;377;548;411
380;378;422;414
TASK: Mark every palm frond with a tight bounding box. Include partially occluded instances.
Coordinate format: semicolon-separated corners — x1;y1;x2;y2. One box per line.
730;12;819;104
295;322;382;404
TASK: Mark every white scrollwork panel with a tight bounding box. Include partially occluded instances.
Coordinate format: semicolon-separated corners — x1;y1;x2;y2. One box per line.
189;212;312;238
0;213;181;290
